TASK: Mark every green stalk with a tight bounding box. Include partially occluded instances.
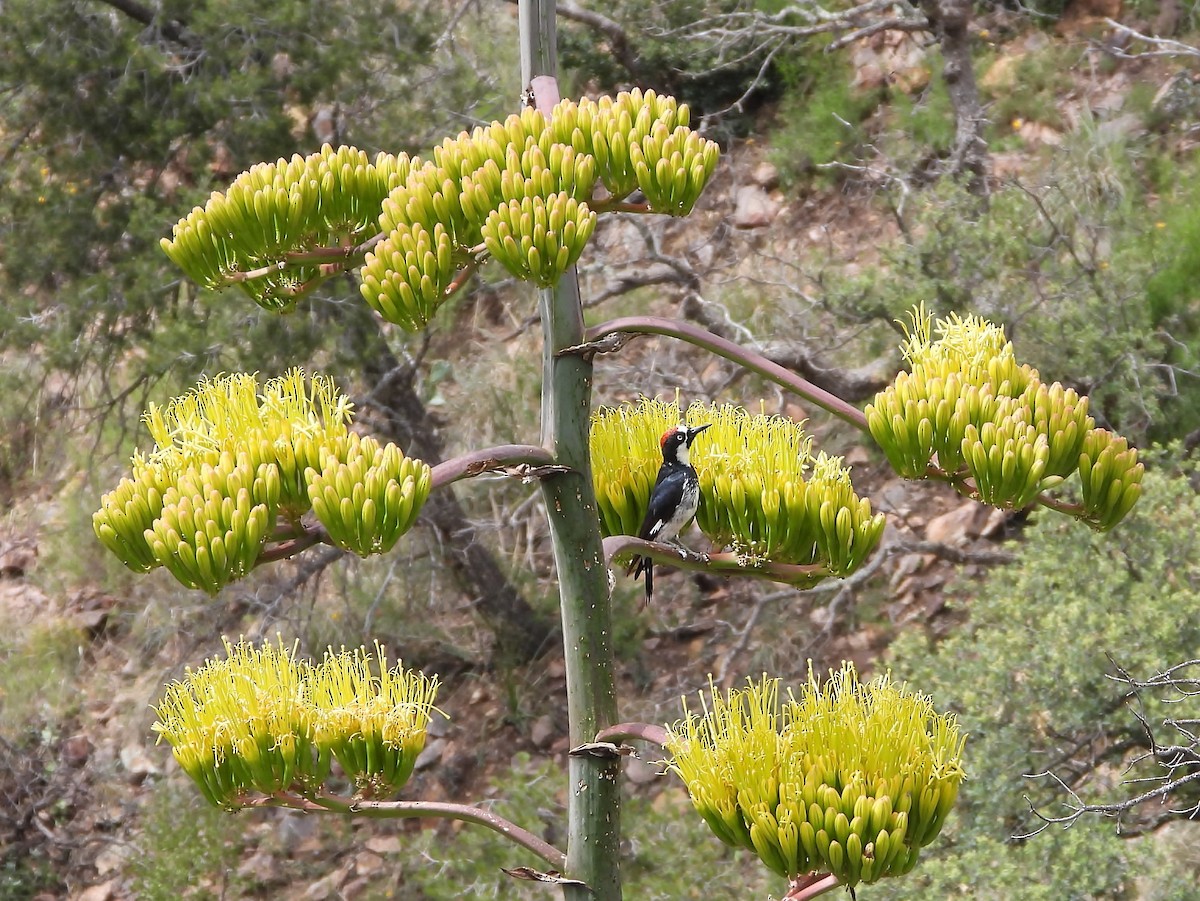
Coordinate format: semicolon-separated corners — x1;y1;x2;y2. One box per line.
519;3;622;899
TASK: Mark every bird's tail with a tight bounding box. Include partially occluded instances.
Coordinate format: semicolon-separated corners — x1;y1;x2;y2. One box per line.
628;556;654;603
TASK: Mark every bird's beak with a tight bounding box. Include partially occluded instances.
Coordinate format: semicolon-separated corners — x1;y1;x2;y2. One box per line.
685;423;712;446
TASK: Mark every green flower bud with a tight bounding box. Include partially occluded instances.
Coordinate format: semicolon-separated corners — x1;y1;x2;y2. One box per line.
145;454;272;594
1077;429;1144;531
481;193;596;287
871;304;1143;524
630;123;720;216
305;433;432;557
93;464;170;572
360;220;458;331
161;145;409;309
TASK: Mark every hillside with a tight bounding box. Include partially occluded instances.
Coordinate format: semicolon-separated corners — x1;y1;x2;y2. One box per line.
2;1;1200;898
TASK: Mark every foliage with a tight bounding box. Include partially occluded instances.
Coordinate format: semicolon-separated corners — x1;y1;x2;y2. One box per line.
825;139;1200;442
0;0;488;481
979;41;1077;138
394;755;777;900
130;781;249;901
886;447;1200;896
558;0;796;131
769;54;880;187
0;618;85;735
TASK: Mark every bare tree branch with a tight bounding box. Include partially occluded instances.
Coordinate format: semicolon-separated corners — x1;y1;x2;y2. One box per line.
1099;19;1200;60
1021;658;1200;836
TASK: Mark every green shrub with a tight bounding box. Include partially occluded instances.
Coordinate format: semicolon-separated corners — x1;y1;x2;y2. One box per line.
769;57;881;187
130;782;249;900
886;447;1200;898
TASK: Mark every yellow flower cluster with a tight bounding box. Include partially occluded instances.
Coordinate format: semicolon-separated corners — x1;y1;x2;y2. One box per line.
590;399;884;577
666;665;965;887
154;638;439;809
161;145;410;310
93;370;431;593
866;305;1142;528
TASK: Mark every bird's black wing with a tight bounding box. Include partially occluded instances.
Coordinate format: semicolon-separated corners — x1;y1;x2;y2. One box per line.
636;463;685;541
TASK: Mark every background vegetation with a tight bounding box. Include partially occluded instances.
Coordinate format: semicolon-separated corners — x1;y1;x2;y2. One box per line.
2;0;1198;897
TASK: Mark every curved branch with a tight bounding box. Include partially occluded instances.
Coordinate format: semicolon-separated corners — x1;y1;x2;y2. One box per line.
783;873;842;900
581;317;871;432
595;722;670;748
430;444;562;489
603;535;829;586
225;233;386;283
256;523;332;564
251;792;565;869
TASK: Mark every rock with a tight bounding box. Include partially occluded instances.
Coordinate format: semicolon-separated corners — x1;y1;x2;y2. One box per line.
979;507;1010;539
93;841;128;876
119;743;160;782
354;851;384;877
340;877;371;900
980;53;1023;93
237;851;283;886
1016;121;1063;146
749;161;780;189
277;810;320;856
732;185;780;229
364;835;403;855
426;709;451;738
925;501;980;546
304;873;340;900
845;445;871;467
624;756;665;785
74;881;117;901
1096;113;1142;143
63;734;93;768
850;33;929;93
530;714;557;750
0;536;37;577
415;738;446;770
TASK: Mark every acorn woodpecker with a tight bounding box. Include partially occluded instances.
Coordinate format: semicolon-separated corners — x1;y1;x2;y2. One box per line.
628;423;711;602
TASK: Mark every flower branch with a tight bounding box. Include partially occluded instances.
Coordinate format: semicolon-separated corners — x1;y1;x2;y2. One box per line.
594;722;670;748
581;316;871;432
247;792;566;870
224;232;385;282
430;444;564;489
783;873;842;900
602;535;829;586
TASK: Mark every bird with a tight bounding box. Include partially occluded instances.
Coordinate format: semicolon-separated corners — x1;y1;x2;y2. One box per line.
628;423;711;602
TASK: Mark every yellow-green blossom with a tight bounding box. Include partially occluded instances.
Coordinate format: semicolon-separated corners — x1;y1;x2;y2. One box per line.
311;643;441;796
590;399;883;577
866;305;1141;528
152;637;440;808
666;664;966;887
93;370;431;593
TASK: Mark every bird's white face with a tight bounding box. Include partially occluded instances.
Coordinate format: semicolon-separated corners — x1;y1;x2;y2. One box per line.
662;424;691;466
674;428;691;467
